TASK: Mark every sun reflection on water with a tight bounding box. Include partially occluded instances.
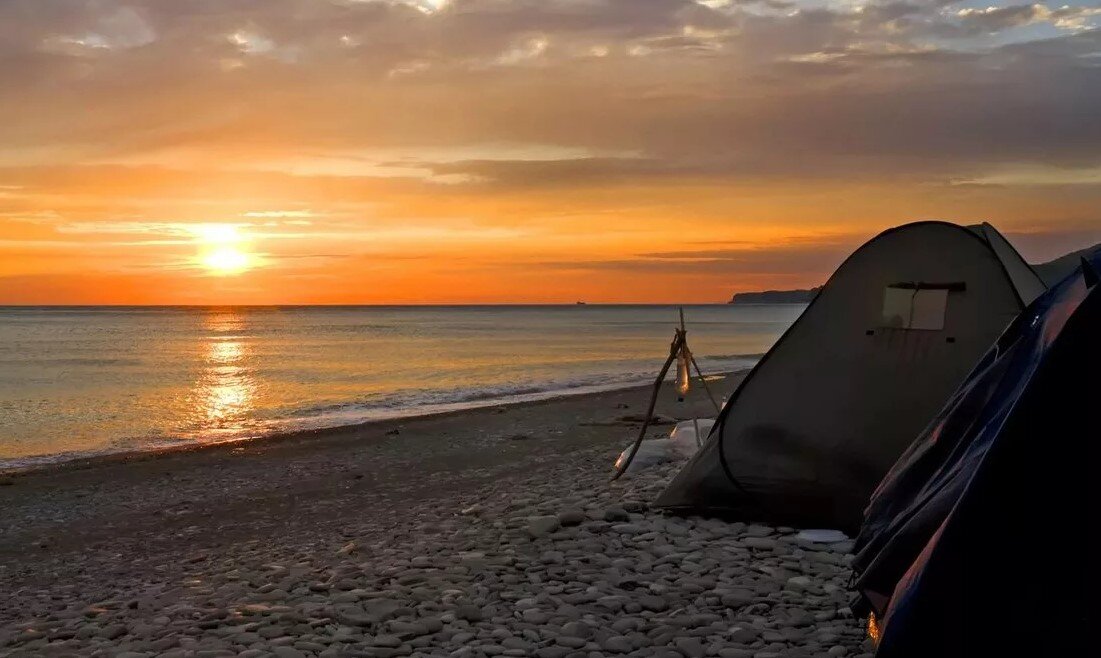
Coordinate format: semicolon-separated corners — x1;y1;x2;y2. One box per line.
190;311;257;439
212;338;243;360
203;342;252;422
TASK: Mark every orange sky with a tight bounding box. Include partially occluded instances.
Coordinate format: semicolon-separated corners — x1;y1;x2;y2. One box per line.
1;1;1099;304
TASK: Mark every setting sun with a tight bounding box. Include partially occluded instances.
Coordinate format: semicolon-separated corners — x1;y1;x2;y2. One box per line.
0;0;1095;307
202;247;252;275
192;223;254;275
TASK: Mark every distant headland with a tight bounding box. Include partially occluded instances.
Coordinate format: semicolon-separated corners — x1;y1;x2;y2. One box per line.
728;242;1100;304
728;287;821;304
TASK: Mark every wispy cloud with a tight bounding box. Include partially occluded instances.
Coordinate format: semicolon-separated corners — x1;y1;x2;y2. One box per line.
0;0;1097;302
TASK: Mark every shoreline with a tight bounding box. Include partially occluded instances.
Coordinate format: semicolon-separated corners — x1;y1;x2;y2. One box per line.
0;369;750;478
0;371;871;657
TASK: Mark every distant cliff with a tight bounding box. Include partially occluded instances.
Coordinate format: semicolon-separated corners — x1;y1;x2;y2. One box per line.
729;287;820;304
726;243;1101;304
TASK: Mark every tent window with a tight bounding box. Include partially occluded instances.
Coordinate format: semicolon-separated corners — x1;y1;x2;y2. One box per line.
881;283;960;330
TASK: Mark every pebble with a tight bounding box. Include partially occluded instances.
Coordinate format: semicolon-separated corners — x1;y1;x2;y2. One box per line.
743;537;778;550
603;507;630;522
0;449;866;658
639;594;669;612
527;515;561;537
557;509;587;526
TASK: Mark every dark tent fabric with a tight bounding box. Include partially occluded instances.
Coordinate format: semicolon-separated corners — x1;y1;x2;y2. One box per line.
850;252;1101;658
654;222;1045;531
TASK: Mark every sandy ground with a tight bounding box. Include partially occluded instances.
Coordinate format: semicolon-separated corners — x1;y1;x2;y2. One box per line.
0;375;872;658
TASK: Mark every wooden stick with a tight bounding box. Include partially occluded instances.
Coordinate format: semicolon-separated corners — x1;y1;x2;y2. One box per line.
689;353;722;414
611;332;683;480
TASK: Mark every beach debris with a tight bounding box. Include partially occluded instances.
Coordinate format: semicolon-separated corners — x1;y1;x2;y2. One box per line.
612;438;677;473
669;418;715;454
797;529;850;543
336;541;358;555
615;413;677;425
459;503;483;516
612;418;713;476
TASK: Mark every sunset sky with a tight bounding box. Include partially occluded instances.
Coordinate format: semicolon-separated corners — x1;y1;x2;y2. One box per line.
1;0;1099;304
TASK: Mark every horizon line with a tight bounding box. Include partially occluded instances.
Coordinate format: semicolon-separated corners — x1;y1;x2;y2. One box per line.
0;301;761;308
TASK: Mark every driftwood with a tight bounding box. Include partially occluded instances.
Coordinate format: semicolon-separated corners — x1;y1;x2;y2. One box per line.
611;309;722;480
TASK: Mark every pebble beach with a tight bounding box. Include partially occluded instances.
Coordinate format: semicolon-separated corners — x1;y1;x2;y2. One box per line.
0;376;871;658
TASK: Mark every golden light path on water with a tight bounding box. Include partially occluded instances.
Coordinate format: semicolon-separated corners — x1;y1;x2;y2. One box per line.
192;310;256;440
0;305;801;466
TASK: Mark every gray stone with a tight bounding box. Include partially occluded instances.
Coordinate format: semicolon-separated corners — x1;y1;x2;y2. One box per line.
557;510;587;526
743;537;777;550
603;508;630;522
372;634;403;648
638;595;668;612
556;636;588;648
720;589;754;608
561;621;591;639
744;524;774;538
99;624;127;640
527;516;561;537
602;636;632;653
674;637;705;658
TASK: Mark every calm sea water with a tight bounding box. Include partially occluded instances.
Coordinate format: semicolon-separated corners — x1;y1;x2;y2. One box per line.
0;305;803;469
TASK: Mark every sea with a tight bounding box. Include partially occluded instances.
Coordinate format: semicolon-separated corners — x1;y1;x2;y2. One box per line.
0;304;803;470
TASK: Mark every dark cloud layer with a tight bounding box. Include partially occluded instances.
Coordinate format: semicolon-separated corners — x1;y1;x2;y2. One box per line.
0;0;1097;184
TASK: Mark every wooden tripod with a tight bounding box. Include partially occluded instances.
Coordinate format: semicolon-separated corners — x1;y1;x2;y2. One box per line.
611;309;721;480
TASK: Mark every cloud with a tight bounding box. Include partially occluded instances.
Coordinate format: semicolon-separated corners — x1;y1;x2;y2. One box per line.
0;0;1098;304
540;233;861;280
954;4;1101;33
0;1;1093;187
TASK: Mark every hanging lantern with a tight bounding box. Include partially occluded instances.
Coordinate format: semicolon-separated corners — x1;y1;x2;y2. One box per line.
676;344;691;398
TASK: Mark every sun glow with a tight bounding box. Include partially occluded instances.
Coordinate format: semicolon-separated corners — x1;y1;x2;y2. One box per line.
193;223;242;244
192;223;255;275
202;247;252;275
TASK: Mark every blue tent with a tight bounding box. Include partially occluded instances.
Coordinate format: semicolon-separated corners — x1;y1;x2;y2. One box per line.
850;251;1100;657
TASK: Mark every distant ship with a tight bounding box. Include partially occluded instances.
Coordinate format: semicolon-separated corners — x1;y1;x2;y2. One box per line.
576;301;587;305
